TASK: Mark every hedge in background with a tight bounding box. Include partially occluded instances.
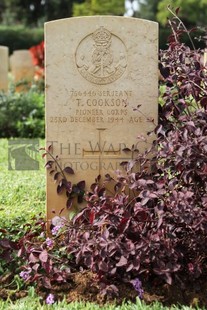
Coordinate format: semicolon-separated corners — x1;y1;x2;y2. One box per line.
0;89;45;138
0;25;205;53
0;26;43;54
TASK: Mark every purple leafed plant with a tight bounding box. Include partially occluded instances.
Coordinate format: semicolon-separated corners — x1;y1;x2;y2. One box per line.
40;144;86;210
53;10;207;289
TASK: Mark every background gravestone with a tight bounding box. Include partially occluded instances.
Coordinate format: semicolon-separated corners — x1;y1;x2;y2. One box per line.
45;16;158;224
0;46;9;92
10;50;35;91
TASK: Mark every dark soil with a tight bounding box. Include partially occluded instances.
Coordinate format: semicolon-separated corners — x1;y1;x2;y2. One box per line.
0;271;207;308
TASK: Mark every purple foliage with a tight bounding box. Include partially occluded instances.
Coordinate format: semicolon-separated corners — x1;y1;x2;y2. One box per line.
53;16;207;288
42;144;86;209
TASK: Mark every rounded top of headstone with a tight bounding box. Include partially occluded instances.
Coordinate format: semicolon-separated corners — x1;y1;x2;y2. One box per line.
45;15;158;27
0;46;9;51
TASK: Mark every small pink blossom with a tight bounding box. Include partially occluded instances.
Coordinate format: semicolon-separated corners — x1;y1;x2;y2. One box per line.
46;293;55;304
20;269;31;281
45;237;54;248
51;225;62;235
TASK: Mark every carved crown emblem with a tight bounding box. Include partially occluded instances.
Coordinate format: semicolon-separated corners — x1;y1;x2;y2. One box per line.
75;26;127;85
92;26;111;44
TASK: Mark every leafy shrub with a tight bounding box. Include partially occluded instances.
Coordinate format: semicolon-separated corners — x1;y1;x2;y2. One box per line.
0;89;45;138
0;216;45;283
159;26;205;50
0;26;43;54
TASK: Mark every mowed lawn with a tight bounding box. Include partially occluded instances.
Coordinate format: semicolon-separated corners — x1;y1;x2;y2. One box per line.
0;138;45;232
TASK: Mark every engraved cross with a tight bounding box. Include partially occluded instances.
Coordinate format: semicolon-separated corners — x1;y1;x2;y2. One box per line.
83;128;121;174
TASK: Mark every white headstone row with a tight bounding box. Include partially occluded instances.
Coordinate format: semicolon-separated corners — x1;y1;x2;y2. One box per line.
10;50;35;91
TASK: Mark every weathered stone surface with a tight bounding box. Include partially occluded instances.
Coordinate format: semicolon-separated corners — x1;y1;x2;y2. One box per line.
45;16;158;223
10;50;34;91
0;46;9;92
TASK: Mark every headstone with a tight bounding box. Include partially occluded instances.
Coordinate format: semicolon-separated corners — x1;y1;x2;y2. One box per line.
10;50;35;91
45;16;158;224
0;46;9;92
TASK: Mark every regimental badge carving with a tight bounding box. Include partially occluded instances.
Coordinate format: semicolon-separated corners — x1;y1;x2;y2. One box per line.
75;26;127;85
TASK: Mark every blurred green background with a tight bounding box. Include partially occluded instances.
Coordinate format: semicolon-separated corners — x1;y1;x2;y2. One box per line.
0;0;206;51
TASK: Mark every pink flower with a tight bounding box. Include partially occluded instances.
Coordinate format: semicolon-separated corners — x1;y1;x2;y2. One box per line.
51;225;63;236
46;293;55;304
20;270;31;281
45;237;54;248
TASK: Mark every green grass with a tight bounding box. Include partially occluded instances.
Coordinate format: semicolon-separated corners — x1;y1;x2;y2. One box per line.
0;138;204;310
0;138;45;234
0;291;199;310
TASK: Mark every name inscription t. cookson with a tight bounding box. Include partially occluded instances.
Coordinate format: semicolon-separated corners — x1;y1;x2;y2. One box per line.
75;26;127;85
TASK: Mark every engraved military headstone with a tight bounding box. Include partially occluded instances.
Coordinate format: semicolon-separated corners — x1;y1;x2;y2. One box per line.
45;16;158;224
10;50;35;91
0;46;9;92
